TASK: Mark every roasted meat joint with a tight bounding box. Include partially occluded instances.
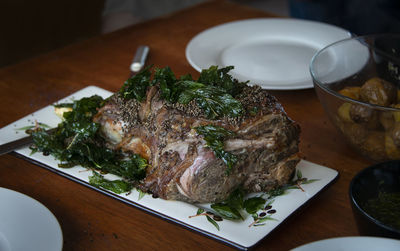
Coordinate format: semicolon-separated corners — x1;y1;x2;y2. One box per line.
93;66;301;203
32;66;301;203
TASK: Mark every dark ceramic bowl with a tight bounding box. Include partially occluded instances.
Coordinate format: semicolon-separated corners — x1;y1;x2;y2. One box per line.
349;160;400;239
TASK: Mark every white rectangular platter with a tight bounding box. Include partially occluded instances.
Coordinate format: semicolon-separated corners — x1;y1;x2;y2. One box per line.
0;86;338;250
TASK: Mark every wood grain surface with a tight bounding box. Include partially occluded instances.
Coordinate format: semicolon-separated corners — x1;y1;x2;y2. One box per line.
0;1;373;250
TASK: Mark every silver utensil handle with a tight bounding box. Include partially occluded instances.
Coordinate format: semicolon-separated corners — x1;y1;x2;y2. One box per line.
130;45;149;72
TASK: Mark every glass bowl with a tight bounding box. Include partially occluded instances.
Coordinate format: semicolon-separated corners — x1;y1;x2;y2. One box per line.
310;34;400;162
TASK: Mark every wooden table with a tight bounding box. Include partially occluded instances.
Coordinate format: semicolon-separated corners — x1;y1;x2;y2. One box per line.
0;1;373;250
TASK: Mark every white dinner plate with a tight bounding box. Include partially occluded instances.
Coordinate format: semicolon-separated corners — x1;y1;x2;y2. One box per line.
291;236;400;251
0;86;338;250
186;18;351;90
0;187;63;251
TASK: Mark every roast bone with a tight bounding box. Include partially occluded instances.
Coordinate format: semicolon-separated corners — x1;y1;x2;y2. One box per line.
93;85;300;203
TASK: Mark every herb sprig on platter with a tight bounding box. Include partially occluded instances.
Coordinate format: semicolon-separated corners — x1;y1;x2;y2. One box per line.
190;170;319;230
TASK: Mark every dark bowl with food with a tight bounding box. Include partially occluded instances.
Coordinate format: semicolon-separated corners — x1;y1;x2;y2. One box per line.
310;34;400;161
349;160;400;239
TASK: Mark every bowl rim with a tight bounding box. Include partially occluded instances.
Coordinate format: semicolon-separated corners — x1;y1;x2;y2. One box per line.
349;160;400;235
310;33;400;112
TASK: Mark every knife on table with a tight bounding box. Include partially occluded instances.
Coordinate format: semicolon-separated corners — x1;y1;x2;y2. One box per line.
0;46;150;156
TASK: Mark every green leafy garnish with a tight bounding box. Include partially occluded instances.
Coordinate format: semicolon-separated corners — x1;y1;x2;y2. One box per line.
211;203;243;220
254;216;277;225
193;170;318;228
122;65;245;120
210;187;244;220
243;197;266;215
30;95;148;187
152;66;181;102
189;208;220;230
120;66;152;102
89;171;133;194
175;81;243;119
197;65;247;97
283;170;319;191
225;186;245;210
94;154;148;181
267;170;319;196
197;208;205;215
195;125;237;174
206;215;220;231
137;189;146;200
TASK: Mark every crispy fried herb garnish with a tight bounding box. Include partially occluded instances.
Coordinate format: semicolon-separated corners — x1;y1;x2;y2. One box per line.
194;125;237;174
151;66;179;102
30;95;148;184
120;65;152;102
176;80;243;119
121;65;245;119
154;66;244;119
89;171;133;194
197;65;247;97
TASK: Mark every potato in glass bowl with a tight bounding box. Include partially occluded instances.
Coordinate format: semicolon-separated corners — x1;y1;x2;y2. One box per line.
310;34;400;161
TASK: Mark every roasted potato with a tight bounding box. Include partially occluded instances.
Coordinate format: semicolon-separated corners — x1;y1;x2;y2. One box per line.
349;104;380;129
339;86;361;100
360;77;397;106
